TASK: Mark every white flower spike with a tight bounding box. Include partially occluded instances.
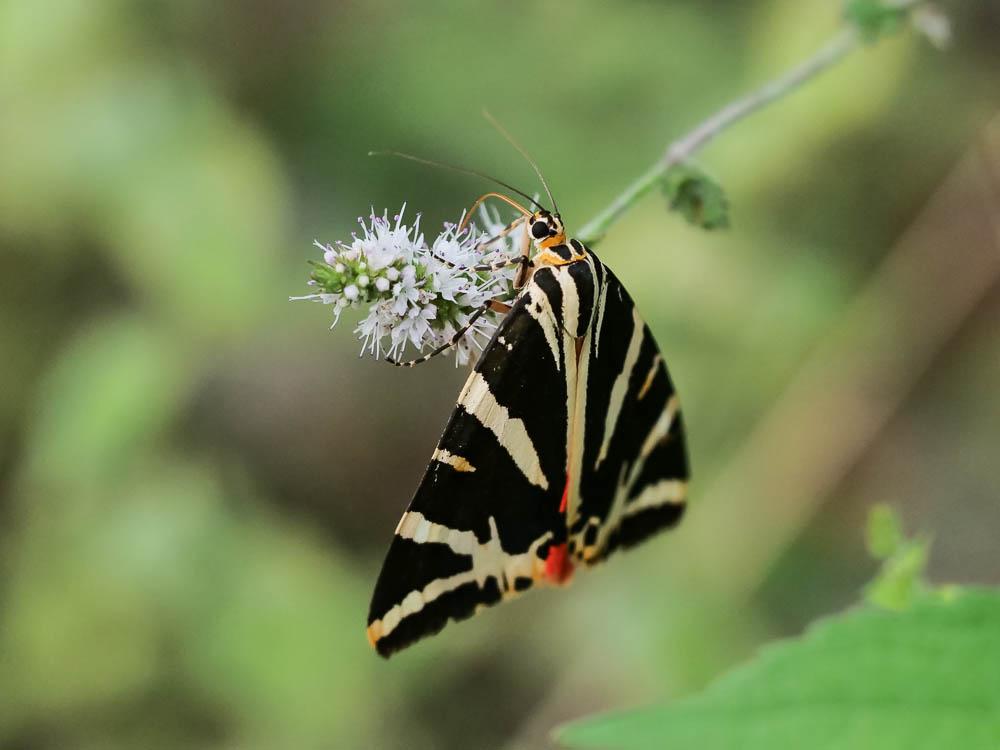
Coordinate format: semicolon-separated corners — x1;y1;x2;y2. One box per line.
291;205;524;366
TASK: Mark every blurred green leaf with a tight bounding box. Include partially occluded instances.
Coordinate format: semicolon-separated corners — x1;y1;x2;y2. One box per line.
844;0;907;42
181;516;375;747
0;462;379;748
864;540;929;611
22;316;188;494
558;589;1000;749
661;164;730;230
866;503;905;559
863;504;931;611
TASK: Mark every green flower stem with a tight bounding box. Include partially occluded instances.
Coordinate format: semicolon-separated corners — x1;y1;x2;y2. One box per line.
576;0;928;245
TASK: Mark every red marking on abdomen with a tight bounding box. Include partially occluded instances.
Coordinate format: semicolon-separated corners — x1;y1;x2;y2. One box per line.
545;476;574;583
544;543;574;584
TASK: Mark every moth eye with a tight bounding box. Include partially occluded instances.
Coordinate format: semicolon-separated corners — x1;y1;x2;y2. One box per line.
531;221;549;239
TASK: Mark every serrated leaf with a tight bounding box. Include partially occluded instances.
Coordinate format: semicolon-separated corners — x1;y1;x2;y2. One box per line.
661;164;730;230
558;589;1000;749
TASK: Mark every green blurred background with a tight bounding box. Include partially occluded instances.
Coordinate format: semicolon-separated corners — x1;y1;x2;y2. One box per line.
2;1;999;748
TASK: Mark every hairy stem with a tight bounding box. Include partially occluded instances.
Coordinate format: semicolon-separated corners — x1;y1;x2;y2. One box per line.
577;0;927;244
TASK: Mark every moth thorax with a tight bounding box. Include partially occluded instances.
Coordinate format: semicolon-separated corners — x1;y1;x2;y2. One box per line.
532;237;588;268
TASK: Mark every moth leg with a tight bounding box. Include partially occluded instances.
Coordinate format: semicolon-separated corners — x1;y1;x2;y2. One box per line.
473;214;527;254
474;300;513;375
429;250;522;274
431;215;528;272
387;299;506;368
456;192;531;236
513;225;533;289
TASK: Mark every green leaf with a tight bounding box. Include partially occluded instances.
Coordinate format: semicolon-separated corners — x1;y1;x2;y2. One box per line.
661;164;730;230
844;0;908;42
864;540;929;611
557;589;1000;749
866;503;904;559
863;504;930;611
22;316;188;493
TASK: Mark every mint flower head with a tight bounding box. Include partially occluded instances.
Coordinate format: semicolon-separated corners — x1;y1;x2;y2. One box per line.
292;205;523;365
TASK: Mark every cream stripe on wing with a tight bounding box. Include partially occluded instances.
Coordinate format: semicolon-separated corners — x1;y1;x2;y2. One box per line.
565;330;590;525
592;265;609;359
557;268;580;337
368;516;552;644
525;287;561;369
633;395;679;475
395;510;481;555
623;479;687;517
457;372;550;490
637;354;662;400
586;464;629;559
612;396;682;532
595;306;644;469
432;448;476;473
368;569;480;645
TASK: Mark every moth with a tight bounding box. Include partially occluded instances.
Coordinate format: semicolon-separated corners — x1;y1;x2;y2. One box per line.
366;139;690;658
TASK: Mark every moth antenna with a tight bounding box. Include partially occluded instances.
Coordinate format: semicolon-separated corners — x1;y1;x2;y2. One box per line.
369;150;544;211
482;109;559;215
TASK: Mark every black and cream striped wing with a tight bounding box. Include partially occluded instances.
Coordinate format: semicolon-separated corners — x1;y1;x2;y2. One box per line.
567;259;689;564
366;273;575;657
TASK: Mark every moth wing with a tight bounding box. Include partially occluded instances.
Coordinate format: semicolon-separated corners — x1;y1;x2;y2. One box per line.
567;261;690;564
367;278;573;657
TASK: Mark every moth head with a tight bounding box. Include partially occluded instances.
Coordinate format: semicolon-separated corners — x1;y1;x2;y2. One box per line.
528;210;565;248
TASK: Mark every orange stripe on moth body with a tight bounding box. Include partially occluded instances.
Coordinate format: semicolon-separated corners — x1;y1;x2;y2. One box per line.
539;233;567;249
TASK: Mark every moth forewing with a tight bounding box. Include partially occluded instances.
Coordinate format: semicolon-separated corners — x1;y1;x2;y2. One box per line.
366;270;572;657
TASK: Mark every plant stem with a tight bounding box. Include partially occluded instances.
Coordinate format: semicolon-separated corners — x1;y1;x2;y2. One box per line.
576;1;926;245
